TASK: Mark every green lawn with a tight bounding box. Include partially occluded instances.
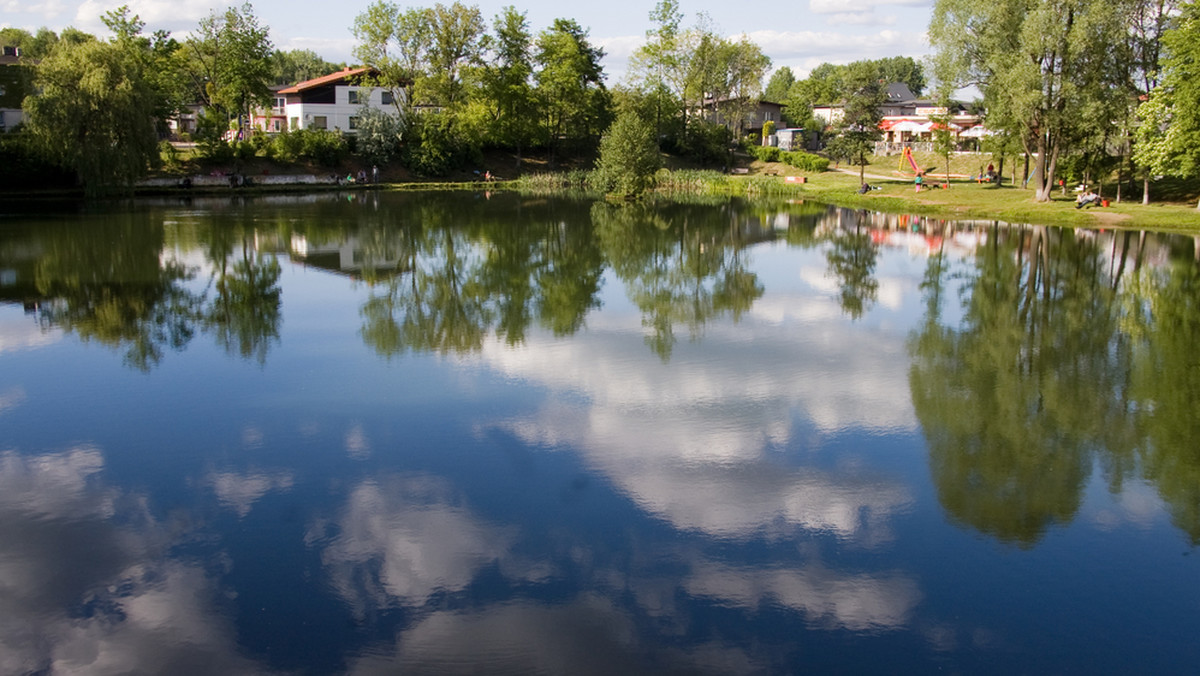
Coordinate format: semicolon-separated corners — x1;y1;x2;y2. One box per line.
740;155;1200;233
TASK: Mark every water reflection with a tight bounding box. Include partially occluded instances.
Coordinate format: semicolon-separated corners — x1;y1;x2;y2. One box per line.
310;475;515;614
0;448;272;675
3;194;1200;673
910;224;1200;545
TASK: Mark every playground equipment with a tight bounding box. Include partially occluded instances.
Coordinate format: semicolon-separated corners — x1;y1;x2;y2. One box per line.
898;146;920;176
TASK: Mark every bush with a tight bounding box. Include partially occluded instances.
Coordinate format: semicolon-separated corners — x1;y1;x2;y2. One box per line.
299;129;347;167
749;145;781;163
271;130;304;163
354;106;403;166
400;113;476;177
593;108;661;197
234;140;256;162
781;150;830;172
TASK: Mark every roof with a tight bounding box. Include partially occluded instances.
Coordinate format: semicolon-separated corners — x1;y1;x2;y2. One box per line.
279;67;372;94
885;83;917;103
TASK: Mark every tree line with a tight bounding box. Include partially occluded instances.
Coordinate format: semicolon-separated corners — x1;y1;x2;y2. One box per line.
929;0;1200;205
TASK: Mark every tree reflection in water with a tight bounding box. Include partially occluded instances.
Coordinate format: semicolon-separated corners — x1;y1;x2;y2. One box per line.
909;224;1200;546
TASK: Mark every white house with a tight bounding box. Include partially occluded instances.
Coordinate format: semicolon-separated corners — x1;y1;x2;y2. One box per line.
278;67;403;133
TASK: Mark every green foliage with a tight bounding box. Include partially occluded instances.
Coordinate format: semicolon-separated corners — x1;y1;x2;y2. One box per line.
187;2;274;125
930;0;1130;201
534;18;612;159
1135;2;1200;204
828;61;886;184
354;105;404;165
669;118;732;165
271;48;342;85
763;67;794;103
594;107;662;197
267;128;347;166
781;150;829;172
0;132;74;190
749;145;781;162
24;38;160;194
401;113;473;176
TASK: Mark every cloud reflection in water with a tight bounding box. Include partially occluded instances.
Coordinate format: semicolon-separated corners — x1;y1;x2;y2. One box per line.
0;448;274;675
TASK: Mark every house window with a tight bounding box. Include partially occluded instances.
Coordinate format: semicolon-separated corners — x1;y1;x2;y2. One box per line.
349;117;359;130
765;111;774;121
272;119;282;132
273;96;286;111
381;91;394;105
290;117;299;131
349;90;361;104
312;116;327;130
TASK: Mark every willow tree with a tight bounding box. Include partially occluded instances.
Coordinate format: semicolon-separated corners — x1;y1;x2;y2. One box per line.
930;0;1129;202
24;37;159;193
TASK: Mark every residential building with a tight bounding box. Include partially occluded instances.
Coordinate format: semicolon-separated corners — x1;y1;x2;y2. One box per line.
277;67;403;133
0;47;29;132
698;98;785;138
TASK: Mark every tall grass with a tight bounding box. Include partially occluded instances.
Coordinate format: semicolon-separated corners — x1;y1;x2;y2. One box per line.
510;168;807;198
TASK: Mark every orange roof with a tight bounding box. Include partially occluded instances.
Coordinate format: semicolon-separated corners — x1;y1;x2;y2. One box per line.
279;67;372;94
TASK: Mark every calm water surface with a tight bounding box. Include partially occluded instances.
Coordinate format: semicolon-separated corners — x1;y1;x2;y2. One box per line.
1;191;1197;674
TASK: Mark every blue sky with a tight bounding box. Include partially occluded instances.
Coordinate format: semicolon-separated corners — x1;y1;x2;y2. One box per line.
4;0;936;82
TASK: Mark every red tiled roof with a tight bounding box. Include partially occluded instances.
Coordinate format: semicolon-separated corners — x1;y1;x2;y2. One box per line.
279;67;372;94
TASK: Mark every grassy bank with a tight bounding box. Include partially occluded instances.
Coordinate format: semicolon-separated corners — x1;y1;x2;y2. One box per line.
783;168;1200;233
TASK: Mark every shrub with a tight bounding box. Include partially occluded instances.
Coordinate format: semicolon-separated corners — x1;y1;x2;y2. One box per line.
594;108;661;197
354;106;403;166
300;129;347;167
781;150;830;172
271;130;304;163
750;145;781;163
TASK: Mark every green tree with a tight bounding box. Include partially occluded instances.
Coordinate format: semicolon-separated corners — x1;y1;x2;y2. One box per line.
24;39;160;193
421;1;486;107
824;216;878;319
204;236;282;365
474;5;537;163
828;61;885;186
534;18;611;164
909;225;1132;546
594;106;662;197
187;2;274;131
270;48;343;85
352;1;430;118
764;66;795;103
627;0;686;145
930;0;1129;202
1135;1;1200;208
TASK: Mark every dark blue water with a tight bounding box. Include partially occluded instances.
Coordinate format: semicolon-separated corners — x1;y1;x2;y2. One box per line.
1;192;1197;674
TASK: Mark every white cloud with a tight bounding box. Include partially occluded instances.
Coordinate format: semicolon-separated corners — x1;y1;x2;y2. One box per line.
810;0;931;13
0;387;26;415
0;448;274;675
2;0;69;22
207;469;295;518
826;12;899;26
314;475;515;613
0;315;61;355
0;447;111;520
279;35;357;64
685;561;921;630
73;0;234;36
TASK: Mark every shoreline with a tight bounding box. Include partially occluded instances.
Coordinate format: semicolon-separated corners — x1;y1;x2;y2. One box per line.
3;171;1199;234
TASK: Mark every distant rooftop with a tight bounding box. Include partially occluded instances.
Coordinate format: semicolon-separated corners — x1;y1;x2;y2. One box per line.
279;67;372;95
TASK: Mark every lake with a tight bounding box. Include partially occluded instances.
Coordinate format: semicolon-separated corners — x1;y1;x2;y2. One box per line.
1;190;1197;674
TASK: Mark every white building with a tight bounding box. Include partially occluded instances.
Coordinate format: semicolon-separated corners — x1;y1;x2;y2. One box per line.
278;67;403;133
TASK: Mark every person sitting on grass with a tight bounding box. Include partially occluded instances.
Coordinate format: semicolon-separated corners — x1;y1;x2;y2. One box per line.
1076;189;1101;209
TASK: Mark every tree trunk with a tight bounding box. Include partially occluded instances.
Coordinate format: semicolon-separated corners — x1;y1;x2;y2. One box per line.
1143;175;1150;205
